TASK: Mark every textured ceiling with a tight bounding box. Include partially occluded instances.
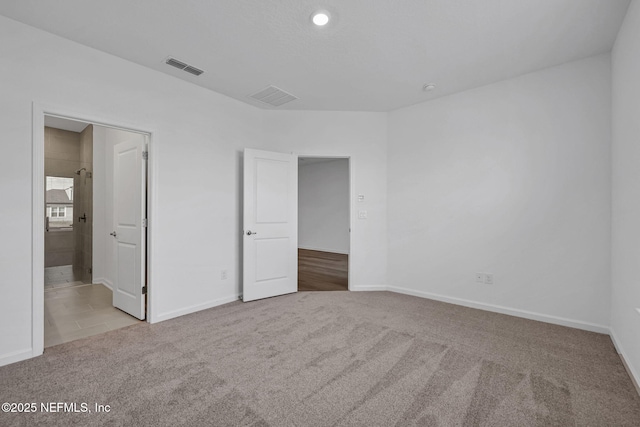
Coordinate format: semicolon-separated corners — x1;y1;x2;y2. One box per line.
0;0;630;111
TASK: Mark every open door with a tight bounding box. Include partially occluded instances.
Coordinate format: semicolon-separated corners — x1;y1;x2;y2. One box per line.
111;137;146;319
243;148;298;302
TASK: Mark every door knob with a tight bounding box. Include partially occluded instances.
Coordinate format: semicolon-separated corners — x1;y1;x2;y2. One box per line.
246;230;257;235
110;231;117;237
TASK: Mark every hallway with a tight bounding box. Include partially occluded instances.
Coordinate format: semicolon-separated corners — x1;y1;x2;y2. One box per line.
298;249;348;292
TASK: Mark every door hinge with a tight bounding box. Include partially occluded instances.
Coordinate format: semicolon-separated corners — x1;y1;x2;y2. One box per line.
142;151;148;160
142;218;148;227
142;286;147;294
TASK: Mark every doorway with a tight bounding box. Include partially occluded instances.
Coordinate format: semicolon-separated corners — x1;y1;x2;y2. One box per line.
44;119;93;289
242;150;352;302
35;111;150;351
297;157;350;292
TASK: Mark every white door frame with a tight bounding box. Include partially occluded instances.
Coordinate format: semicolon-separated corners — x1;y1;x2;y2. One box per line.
297;155;353;291
31;102;155;358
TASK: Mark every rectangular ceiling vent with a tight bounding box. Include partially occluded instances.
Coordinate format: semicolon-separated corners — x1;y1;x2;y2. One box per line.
249;85;298;107
164;57;204;76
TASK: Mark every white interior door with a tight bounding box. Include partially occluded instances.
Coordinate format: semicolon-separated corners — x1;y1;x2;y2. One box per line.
111;138;146;319
243;148;298;302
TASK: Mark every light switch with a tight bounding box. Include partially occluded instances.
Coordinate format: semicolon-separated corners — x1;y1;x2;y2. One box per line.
358;194;365;202
358;210;368;219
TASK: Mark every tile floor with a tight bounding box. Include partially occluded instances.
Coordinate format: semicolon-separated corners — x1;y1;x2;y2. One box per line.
44;281;141;348
44;265;87;290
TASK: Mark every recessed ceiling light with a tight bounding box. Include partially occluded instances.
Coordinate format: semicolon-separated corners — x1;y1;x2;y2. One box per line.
311;11;330;26
423;83;436;92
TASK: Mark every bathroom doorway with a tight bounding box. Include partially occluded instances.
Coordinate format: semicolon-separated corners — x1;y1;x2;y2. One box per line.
42;115;146;348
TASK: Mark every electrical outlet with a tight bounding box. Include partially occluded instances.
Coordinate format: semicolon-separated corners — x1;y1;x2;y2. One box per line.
358;210;368;219
484;273;494;285
475;273;484;283
221;270;228;280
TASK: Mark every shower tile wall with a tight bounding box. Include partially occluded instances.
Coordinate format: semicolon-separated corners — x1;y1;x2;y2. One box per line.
75;125;93;283
45;126;93;283
44;127;81;268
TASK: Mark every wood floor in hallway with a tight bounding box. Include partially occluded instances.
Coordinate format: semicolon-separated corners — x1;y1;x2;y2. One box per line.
298;249;348;292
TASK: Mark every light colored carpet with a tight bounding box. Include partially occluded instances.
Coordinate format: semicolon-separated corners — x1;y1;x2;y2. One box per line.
1;291;639;426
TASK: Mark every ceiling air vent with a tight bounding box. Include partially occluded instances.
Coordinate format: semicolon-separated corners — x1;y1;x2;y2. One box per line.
164;57;204;76
183;65;204;76
249;85;298;107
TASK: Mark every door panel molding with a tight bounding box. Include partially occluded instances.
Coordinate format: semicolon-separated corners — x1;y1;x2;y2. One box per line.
112;138;146;319
243;148;298;302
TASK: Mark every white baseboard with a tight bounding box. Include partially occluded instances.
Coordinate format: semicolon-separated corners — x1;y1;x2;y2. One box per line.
154;294;240;323
0;348;34;367
386;285;610;334
350;285;387;291
298;246;349;255
610;328;640;397
93;277;113;290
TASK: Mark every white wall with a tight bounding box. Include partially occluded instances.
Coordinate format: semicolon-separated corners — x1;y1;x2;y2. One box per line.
387;54;612;331
0;16;389;366
298;159;350;254
611;0;640;389
92;126;146;290
262;111;388;290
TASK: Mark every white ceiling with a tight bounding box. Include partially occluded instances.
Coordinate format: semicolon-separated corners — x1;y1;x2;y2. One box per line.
44;116;90;133
0;0;630;112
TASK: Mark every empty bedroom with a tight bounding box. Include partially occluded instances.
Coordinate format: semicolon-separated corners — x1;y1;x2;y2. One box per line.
1;0;639;426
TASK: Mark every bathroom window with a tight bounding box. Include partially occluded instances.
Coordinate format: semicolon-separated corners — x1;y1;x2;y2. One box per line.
46;176;74;230
49;206;66;218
